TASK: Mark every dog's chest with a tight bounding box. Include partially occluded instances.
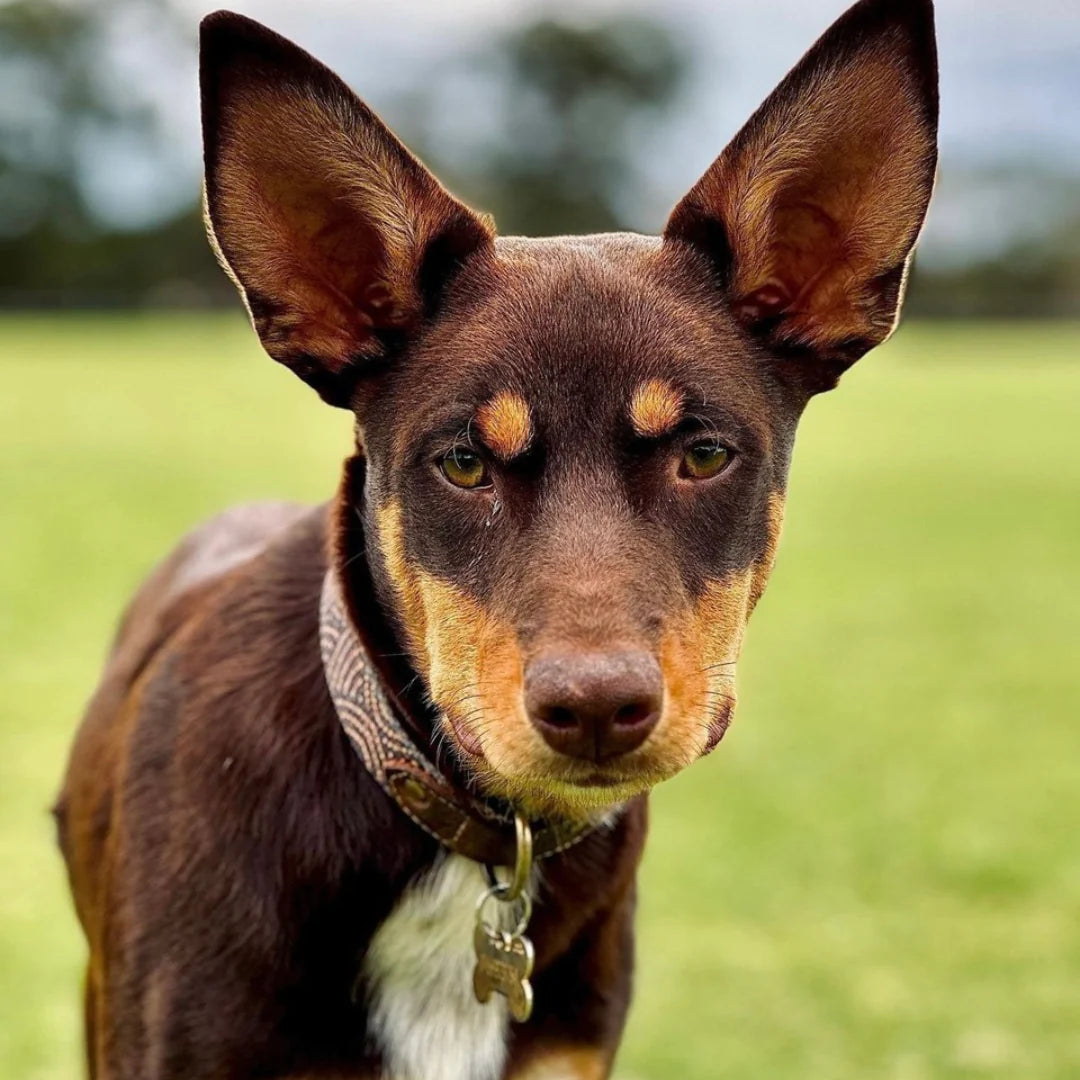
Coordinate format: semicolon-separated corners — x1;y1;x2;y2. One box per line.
363;854;513;1080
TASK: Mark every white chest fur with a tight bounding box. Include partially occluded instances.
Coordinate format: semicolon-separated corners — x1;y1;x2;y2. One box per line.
363;854;515;1080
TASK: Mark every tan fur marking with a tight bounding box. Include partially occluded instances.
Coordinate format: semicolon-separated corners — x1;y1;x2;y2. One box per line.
512;1046;610;1079
650;491;786;767
629;379;684;439
374;501;429;668
651;568;754;769
748;491;786;613
377;501;542;782
476;391;533;460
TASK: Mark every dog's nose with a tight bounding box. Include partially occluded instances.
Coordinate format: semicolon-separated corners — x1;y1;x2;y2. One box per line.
524;650;662;762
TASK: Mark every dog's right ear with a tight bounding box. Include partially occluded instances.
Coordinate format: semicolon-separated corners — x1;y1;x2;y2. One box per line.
200;12;494;406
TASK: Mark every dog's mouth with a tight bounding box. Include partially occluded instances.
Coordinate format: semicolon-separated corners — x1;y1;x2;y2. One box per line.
446;712;484;758
438;695;735;819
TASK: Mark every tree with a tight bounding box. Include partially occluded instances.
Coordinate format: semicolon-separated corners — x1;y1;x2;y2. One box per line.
0;0;220;305
416;17;688;237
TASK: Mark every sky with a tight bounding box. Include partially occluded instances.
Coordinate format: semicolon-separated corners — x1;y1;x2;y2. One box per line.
91;0;1080;262
167;0;1080;160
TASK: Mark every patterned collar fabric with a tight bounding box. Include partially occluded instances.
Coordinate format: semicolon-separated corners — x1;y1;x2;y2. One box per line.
319;570;446;793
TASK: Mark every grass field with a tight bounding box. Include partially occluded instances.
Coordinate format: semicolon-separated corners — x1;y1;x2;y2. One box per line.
1;314;1078;1079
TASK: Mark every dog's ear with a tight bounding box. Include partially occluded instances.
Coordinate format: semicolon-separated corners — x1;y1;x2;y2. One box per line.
200;12;494;406
664;0;938;392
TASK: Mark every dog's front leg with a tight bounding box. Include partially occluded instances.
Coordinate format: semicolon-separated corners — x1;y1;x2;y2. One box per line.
503;881;636;1080
508;1047;610;1080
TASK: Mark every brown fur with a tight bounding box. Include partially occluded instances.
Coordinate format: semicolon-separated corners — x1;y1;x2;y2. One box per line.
666;0;938;379
201;13;495;403
58;2;937;1075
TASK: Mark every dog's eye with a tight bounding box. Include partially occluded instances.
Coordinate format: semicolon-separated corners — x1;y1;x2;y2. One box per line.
681;440;732;480
440;447;490;489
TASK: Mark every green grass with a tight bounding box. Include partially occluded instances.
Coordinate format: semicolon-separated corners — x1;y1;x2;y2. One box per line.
1;314;1078;1079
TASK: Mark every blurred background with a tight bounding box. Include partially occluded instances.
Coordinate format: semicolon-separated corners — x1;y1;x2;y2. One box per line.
1;1;1077;1078
3;0;1080;311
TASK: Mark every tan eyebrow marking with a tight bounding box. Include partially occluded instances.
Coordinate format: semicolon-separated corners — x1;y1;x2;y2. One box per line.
629;379;684;438
475;390;533;461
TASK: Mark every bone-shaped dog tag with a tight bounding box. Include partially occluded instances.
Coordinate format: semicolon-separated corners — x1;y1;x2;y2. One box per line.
472;920;535;1022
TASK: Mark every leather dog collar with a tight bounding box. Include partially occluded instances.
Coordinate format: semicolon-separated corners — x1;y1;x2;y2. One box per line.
319;571;593;867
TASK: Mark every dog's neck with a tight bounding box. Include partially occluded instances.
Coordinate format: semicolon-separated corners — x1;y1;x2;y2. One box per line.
332;455;466;777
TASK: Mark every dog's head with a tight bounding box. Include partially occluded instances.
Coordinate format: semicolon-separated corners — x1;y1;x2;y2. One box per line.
200;0;937;818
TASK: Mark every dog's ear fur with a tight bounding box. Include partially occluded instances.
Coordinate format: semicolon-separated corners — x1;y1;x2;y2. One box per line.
665;0;938;392
200;12;494;406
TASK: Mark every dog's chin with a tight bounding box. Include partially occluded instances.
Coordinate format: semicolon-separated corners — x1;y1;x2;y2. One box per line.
485;774;650;822
472;760;675;822
439;708;731;821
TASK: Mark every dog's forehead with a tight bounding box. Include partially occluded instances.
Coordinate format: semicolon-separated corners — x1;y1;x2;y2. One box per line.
482;233;729;379
402;232;772;440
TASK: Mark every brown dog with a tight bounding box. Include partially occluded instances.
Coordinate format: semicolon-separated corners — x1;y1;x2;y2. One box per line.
56;1;938;1076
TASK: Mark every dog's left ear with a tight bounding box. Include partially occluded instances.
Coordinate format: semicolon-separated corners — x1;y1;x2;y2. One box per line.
200;12;494;406
665;0;938;392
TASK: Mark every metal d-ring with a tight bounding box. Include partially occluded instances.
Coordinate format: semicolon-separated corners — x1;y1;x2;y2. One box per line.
484;811;533;902
506;812;533;900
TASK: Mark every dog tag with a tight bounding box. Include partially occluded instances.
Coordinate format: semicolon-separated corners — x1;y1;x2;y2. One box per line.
473;918;534;1023
473;813;535;1022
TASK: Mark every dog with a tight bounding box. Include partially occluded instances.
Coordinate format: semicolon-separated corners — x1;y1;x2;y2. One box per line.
55;1;938;1076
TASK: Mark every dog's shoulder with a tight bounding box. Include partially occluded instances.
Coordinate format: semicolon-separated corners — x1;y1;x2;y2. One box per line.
57;500;404;922
106;500;320;682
